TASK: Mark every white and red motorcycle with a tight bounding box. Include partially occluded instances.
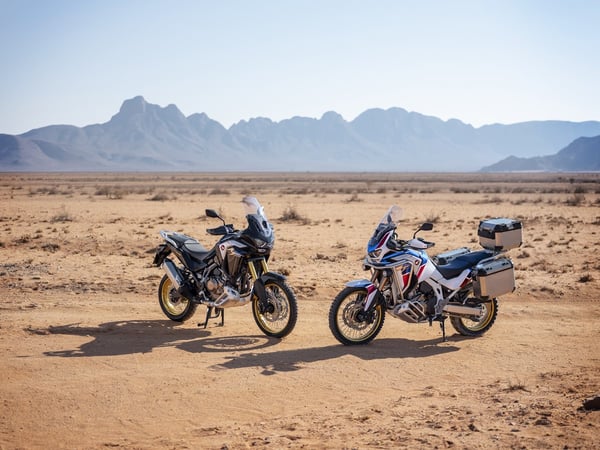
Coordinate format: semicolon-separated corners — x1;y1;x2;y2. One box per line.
329;205;522;344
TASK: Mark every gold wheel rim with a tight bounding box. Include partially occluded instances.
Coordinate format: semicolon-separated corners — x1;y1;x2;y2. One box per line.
462;301;495;331
161;278;189;316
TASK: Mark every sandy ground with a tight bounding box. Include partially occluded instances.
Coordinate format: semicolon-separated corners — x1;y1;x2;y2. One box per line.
0;172;599;449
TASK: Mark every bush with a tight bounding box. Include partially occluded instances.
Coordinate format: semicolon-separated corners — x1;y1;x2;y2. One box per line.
578;273;593;283
280;205;309;224
148;193;169;201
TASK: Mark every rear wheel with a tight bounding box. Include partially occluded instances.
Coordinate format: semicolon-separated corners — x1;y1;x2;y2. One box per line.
449;298;498;337
329;286;385;345
252;279;298;338
158;275;197;322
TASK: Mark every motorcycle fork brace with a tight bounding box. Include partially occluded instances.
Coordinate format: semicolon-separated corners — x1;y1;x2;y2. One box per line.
198;307;224;328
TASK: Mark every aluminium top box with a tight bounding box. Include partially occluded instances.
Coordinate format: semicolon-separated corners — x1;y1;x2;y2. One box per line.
478;218;522;251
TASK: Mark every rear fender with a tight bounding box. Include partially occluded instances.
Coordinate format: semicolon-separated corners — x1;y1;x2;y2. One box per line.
153;243;171;266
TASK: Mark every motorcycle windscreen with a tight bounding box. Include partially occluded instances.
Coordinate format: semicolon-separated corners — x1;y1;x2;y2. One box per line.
241;196;265;218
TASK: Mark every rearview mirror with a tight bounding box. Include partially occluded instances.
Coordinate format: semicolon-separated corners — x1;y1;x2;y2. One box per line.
421;222;434;231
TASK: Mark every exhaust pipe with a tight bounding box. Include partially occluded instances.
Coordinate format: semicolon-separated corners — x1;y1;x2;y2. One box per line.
443;303;483;317
161;259;183;290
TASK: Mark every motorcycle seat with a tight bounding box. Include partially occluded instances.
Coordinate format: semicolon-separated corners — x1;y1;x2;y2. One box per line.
183;239;209;260
167;233;210;260
435;250;493;279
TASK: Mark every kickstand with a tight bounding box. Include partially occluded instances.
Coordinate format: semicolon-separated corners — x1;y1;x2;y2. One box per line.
198;307;225;328
429;315;448;342
439;316;447;342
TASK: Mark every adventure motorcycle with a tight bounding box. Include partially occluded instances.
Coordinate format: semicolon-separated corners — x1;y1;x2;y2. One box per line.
329;205;522;344
153;196;298;338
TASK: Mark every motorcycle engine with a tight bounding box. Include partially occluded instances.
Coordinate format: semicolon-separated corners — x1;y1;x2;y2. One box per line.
206;268;227;301
390;286;436;323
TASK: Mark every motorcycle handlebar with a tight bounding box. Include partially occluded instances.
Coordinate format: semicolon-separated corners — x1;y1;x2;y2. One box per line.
206;224;236;235
387;239;408;250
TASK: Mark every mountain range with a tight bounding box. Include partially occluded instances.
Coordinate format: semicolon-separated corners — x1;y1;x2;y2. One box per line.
480;135;600;172
1;96;599;172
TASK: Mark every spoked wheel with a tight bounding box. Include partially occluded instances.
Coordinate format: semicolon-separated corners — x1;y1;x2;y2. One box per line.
158;275;197;322
329;286;385;345
450;298;498;337
252;279;298;338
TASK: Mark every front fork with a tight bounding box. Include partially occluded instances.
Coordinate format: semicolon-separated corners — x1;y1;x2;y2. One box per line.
247;257;269;281
248;258;286;315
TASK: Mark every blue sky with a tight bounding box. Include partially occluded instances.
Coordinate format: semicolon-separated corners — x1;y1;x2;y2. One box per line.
1;0;599;134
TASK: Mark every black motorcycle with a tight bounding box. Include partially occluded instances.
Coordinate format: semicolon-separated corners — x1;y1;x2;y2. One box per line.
152;196;297;338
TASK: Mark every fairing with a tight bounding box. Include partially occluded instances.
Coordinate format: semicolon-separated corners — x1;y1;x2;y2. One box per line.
241;196;274;247
367;205;403;252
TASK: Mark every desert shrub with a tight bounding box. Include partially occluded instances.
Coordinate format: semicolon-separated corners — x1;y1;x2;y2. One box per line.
41;243;60;252
346;193;362;203
148;193;169;201
473;196;502;205
51;209;74;223
208;188;230;195
425;212;441;223
315;253;346;262
95;185;126;199
287;187;310;195
29;186;59;196
578;273;593;283
450;186;480;194
504;380;529;392
280;205;309;224
565;194;585;206
277;267;291;276
15;235;31;244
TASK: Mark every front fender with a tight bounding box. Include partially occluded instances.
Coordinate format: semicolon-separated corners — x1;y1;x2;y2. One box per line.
346;279;373;289
345;279;380;311
253;272;286;301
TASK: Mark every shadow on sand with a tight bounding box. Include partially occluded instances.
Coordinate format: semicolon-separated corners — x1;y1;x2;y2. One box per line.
191;337;461;375
36;320;464;375
37;320;276;357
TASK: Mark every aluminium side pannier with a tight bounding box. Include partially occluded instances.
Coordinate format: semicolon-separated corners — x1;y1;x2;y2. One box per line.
473;258;515;299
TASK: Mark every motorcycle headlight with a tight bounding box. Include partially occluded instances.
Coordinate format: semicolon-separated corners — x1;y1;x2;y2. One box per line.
252;237;271;249
368;248;382;259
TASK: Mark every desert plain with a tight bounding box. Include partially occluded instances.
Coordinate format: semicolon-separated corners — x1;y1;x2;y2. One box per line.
0;171;598;450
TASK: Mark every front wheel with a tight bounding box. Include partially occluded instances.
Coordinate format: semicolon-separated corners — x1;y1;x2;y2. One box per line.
329;286;385;345
158;274;197;322
252;279;298;338
449;298;498;337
